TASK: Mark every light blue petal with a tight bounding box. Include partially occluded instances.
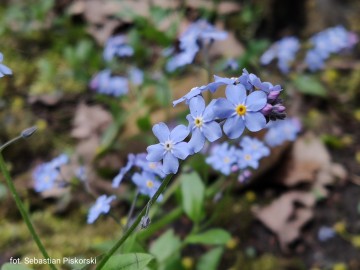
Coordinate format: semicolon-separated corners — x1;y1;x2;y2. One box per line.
186;114;195;130
245;112;266;132
172;142;191;159
170;124;189;143
246;91;267;111
203;99;217;122
223;116;245;139
152;122;170;143
202;121;222;142
188;128;205;153
214;75;235;85
131;172;144;188
146;144;164;161
225;84;246;105
213;98;234;119
163;152;179;174
0;64;12;75
189;95;205;117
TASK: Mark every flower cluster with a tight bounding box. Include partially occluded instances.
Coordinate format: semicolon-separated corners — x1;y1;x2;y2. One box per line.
89;69;287;223
147;69;284;175
206;136;270;177
0;52;12;78
103;35;134;62
32;154;69;192
305;25;358;71
260;37;300;74
261;26;358;73
264;117;301;147
90;69;129;97
90;35;144;97
166;20;227;72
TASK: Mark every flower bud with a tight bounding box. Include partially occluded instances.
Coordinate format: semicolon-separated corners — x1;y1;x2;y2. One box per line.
261;103;273;116
273;104;286;113
267;90;281;100
21;126;37;138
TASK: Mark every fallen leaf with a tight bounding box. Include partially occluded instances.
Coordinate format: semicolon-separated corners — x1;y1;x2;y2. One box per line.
71;103;112;139
253;191;315;251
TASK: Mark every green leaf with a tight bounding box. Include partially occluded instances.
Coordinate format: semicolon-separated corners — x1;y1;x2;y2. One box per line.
1;263;32;270
102;253;154;270
136;115;152;132
180;172;205;223
196;247;224;270
185;229;231;245
293;75;327;97
149;229;181;263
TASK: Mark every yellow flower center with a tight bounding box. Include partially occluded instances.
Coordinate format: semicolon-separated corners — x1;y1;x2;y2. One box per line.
194;117;203;128
148;162;157;169
146;180;154;188
223;157;230;163
235;104;247;116
244;154;252;161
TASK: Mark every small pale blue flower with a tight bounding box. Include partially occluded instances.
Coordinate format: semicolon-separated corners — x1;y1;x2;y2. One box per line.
205;142;238;175
318;226;335;242
146;122;191;174
264;118;301;147
129;67;144;86
90;70;129;97
237;148;260;170
134;153;166;178
240;136;270;159
103;35;134;61
260;37;300;74
87;195;116;224
187;96;222;153
33;164;58;192
132;171;163;200
213;84;267;139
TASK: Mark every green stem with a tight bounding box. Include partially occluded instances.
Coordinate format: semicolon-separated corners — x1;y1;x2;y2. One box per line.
0;153;57;270
0;135;22;152
125;189;140;230
96;173;175;270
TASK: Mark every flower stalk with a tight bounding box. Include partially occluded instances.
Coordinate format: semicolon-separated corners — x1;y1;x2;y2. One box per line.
0;133;57;270
96;173;174;270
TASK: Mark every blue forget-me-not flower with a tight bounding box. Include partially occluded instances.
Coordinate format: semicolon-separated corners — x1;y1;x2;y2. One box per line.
146;122;191;174
103;35;134;62
213;84;267;139
260;37;300;74
264;118;301;147
240;136;270;159
132;171;163;201
206;142;238;175
186;96;222;153
33;154;69;192
90;69;129;97
87;195;116;224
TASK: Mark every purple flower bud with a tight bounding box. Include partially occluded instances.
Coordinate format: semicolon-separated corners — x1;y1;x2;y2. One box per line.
261;103;273;116
267;90;281;100
231;165;239;172
273;104;286;113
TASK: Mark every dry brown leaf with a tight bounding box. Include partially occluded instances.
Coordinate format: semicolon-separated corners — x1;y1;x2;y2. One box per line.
282;133;333;186
71;103;112;139
254;191;315;251
218;2;242;15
